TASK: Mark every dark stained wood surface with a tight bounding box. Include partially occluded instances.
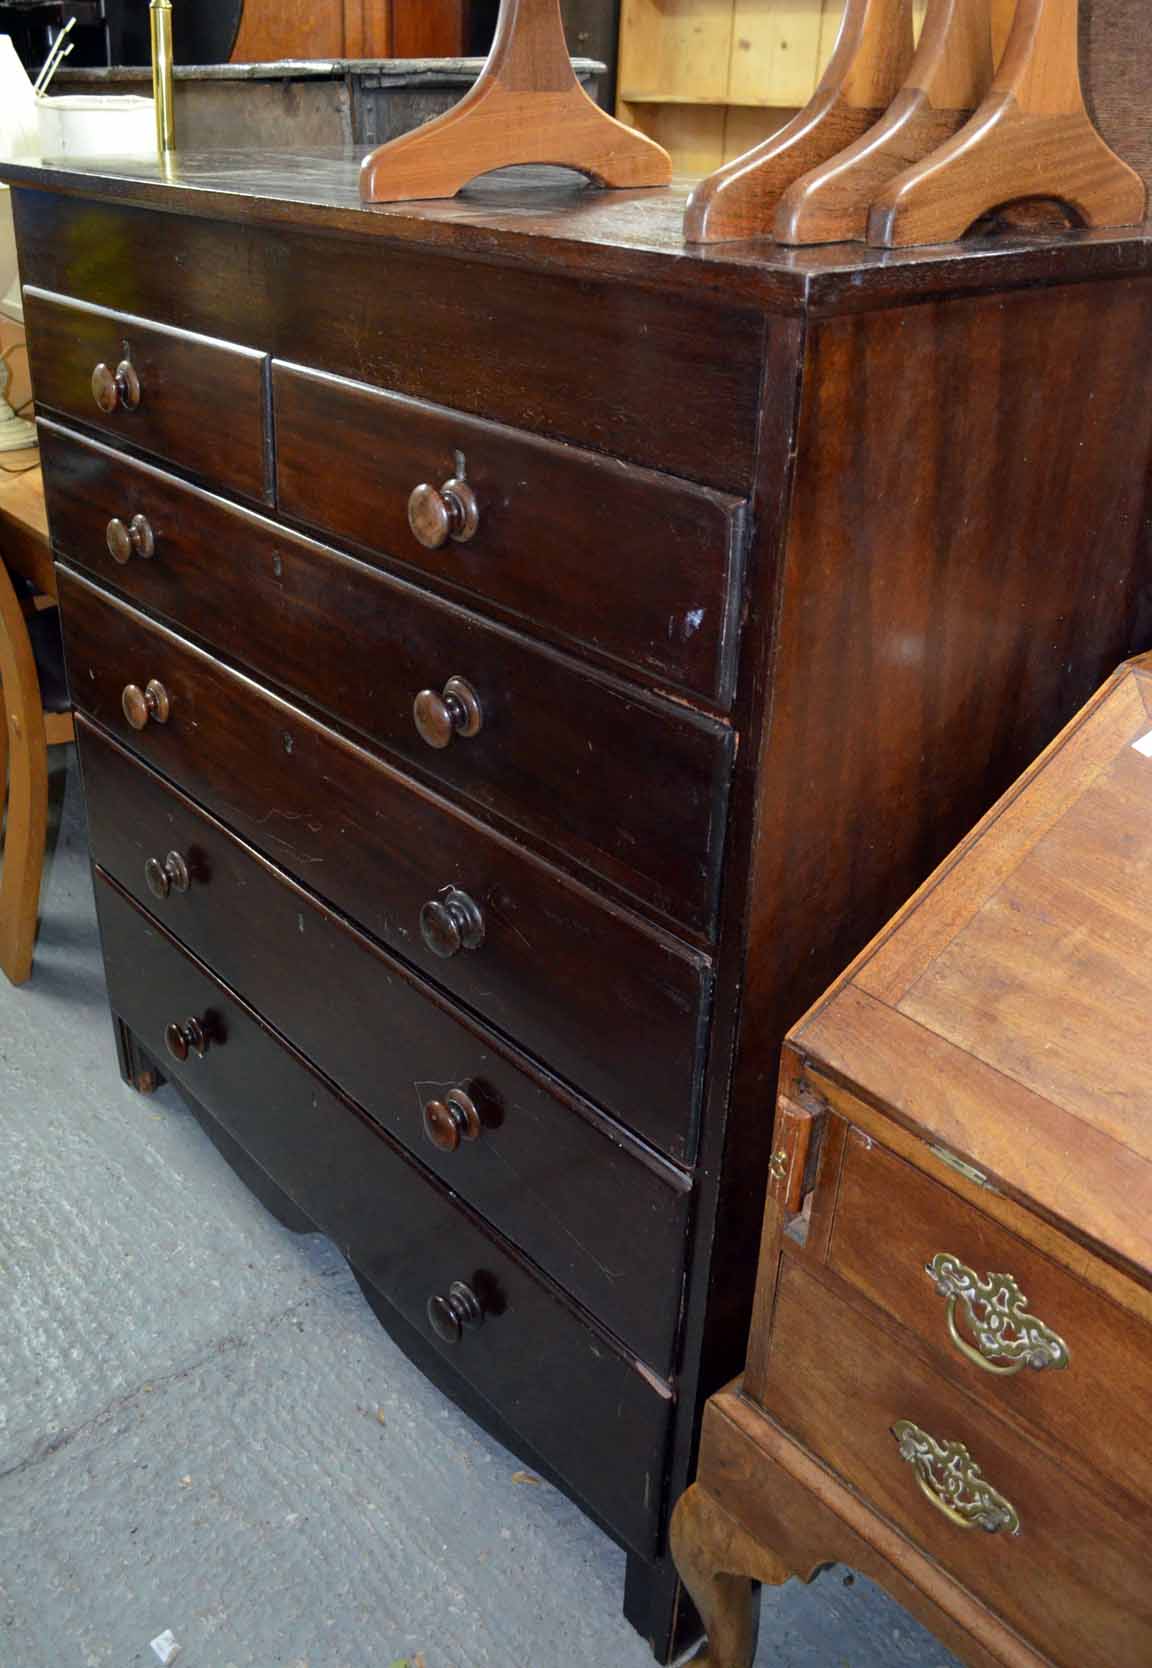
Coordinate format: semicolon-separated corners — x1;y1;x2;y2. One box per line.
23;290;270;504
60;567;712;1162
5;152;1152;317
95;873;674;1559
272;364;747;704
736;277;1152;1133
82;718;691;1373
42;425;732;931
13;193;764;494
757;1257;1152;1668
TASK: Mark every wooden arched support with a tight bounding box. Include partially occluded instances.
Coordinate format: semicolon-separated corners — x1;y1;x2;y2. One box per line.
868;0;1148;246
670;1485;794;1667
683;0;916;245
0;567;71;985
359;0;671;203
776;0;1018;245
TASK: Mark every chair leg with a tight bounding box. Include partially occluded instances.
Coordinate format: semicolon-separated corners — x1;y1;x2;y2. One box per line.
0;561;49;985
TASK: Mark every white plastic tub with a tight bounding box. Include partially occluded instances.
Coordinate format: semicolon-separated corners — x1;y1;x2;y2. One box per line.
37;94;156;160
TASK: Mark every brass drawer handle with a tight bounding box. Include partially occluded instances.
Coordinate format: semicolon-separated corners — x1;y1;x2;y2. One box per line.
419;886;485;959
91;358;141;414
413;676;482;750
122;679;171;731
164;1016;211;1062
893;1420;1020;1536
408;477;480;549
927;1253;1070;1377
145;851;190;900
427;1279;485;1345
422;1087;482;1153
106;514;155;564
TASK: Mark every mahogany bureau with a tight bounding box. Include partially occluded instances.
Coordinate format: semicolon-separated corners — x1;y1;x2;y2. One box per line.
673;655;1152;1668
4;150;1152;1658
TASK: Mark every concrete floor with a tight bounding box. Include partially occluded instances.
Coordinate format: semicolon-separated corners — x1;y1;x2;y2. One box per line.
0;749;964;1668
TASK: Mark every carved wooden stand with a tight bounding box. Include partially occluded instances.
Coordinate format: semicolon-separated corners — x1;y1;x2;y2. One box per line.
683;0;915;245
868;0;1148;246
359;0;670;202
672;1386;1051;1668
776;0;1015;245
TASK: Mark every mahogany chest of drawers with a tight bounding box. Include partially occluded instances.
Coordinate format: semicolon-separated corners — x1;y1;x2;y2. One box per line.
6;151;1152;1658
674;656;1152;1667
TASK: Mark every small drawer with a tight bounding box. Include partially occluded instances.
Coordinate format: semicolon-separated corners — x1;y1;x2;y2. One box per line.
82;720;691;1373
760;1258;1152;1668
24;289;268;501
826;1130;1152;1506
41;424;732;932
60;571;711;1163
273;363;747;706
94;876;673;1558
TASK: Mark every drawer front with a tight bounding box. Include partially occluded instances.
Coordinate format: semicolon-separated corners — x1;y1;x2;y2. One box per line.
761;1258;1152;1668
60;571;710;1162
94;876;673;1557
273;363;747;705
24;289;268;501
827;1131;1152;1505
81;720;690;1373
14;192;765;493
42;425;732;930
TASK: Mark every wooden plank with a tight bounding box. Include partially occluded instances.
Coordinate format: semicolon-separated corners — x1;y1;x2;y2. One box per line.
618;0;737;103
727;0;826;108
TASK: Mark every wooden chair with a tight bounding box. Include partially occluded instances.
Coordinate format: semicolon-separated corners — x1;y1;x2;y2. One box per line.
0;553;73;984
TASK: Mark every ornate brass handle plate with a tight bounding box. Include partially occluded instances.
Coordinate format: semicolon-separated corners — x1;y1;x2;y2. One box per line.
892;1420;1020;1536
926;1253;1070;1376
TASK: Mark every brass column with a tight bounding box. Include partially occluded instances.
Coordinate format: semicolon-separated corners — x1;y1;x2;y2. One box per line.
150;0;175;154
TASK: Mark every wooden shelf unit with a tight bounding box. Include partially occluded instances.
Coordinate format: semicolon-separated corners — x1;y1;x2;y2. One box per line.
617;0;926;174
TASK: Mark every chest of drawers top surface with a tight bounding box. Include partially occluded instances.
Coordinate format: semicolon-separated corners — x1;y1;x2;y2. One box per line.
788;654;1152;1290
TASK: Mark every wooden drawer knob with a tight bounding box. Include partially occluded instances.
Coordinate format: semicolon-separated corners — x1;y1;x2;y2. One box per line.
145;850;190;900
408;477;479;550
91;358;141;414
106;514;155;564
122;678;171;731
422;1087;482;1153
419;886;485;959
427;1279;484;1345
413;676;482;750
164;1016;211;1062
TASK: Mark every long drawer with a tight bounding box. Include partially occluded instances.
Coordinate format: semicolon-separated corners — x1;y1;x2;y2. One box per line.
61;570;710;1163
827;1129;1152;1507
272;363;747;705
94;875;674;1558
760;1258;1152;1668
81;719;690;1372
42;424;731;931
24;289;269;502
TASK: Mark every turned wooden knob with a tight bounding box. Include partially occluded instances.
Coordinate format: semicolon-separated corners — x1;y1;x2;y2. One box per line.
122;678;171;731
427;1279;484;1344
413;676;482;749
91;358;141;414
145;850;190;900
422;1087;482;1153
164;1016;210;1062
407;478;480;549
419;886;485;959
106;514;155;564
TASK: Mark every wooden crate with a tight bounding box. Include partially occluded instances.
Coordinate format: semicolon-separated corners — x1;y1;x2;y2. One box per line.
617;0;927;175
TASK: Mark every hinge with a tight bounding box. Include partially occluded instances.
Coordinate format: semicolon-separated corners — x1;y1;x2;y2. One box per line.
929;1145;990;1189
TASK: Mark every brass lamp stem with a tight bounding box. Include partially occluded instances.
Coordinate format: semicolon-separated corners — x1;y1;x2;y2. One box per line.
150;0;175;155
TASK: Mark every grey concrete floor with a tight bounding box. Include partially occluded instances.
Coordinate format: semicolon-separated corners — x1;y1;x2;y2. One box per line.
0;749;964;1668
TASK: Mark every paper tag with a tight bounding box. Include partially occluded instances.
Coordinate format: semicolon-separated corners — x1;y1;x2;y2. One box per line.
1133;731;1152;758
150;1632;181;1665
